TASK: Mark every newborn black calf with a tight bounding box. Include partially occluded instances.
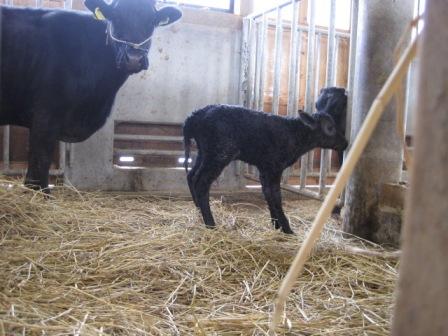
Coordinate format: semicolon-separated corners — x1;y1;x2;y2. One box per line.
183;105;348;234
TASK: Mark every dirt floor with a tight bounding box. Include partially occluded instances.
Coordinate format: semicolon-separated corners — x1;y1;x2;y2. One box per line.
0;180;399;335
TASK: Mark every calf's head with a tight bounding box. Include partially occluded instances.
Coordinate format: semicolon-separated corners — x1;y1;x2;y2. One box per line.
299;111;348;152
85;0;182;74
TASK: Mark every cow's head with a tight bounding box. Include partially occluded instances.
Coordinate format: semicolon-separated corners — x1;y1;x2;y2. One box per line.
315;87;348;165
85;0;182;74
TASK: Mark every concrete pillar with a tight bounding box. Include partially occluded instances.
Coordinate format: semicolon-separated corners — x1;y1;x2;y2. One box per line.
342;0;414;245
392;1;448;334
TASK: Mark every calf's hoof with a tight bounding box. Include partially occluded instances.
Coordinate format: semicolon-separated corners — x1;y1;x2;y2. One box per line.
281;227;295;235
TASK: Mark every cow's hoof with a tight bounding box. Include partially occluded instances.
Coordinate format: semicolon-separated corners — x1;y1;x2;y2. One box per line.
24;180;51;196
331;205;342;216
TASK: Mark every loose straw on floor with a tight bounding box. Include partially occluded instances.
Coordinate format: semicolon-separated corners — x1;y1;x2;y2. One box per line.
270;35;418;331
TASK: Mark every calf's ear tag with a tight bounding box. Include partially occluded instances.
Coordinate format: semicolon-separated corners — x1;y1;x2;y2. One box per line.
94;7;106;20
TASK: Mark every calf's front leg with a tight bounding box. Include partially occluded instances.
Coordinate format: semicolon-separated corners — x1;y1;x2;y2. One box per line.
259;171;294;234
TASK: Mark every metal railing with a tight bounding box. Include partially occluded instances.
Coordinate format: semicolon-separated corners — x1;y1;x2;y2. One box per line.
239;0;355;201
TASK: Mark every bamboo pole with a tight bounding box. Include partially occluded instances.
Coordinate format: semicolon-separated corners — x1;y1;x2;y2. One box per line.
270;35;418;332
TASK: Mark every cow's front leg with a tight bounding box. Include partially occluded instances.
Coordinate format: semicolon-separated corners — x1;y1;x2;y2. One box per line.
25;126;57;193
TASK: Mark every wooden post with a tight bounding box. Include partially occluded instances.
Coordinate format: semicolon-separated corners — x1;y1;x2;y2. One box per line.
392;0;448;334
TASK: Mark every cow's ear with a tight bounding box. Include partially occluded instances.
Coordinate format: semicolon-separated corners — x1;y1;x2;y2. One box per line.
299;112;318;130
156;6;182;27
84;0;113;19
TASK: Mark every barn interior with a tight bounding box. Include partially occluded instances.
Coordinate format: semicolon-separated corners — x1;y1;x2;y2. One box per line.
1;0;447;335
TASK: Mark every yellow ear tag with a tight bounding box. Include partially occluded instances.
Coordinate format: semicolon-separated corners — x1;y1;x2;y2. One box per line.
94;7;106;20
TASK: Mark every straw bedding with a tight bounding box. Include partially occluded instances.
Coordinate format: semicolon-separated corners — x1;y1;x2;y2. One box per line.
0;177;399;335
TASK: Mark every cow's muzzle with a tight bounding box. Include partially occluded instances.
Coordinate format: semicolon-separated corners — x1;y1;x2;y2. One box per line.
116;45;149;74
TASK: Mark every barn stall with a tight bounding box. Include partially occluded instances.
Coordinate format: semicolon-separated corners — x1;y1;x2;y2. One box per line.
1;0;445;335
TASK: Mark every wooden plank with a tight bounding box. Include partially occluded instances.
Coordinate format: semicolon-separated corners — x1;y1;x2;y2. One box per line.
115;122;182;137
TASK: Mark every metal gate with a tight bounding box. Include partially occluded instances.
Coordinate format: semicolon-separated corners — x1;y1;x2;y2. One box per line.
239;0;357;200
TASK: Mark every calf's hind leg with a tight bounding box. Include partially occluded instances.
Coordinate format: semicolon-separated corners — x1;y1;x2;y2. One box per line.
193;157;230;228
187;151;203;207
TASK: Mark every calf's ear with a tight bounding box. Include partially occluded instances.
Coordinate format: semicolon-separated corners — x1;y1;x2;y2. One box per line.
156;6;182;26
299;112;318;130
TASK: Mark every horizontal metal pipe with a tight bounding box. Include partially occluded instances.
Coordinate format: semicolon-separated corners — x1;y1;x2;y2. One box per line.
244;173;343;206
247;0;300;20
255;21;350;39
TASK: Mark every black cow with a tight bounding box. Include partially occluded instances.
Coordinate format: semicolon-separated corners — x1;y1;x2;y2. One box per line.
315;87;348;165
0;0;182;191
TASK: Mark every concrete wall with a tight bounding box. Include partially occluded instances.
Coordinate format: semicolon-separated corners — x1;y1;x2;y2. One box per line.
66;9;244;192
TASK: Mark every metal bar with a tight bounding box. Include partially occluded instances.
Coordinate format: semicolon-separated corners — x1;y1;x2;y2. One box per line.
288;170;338;178
253;20;263;110
319;0;337;196
262;22;350;39
326;0;337;87
244;173;344;206
282;0;301;184
313;33;322;112
256;15;268;110
338;0;359;206
3;126;10;171
347;0;359;137
287;0;300;117
308;33;322;174
300;0;316;190
64;0;73;9
272;6;284;115
239;18;251;107
295;33;303;111
333;37;340;86
247;0;299;20
248;19;258;110
228;0;235;14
